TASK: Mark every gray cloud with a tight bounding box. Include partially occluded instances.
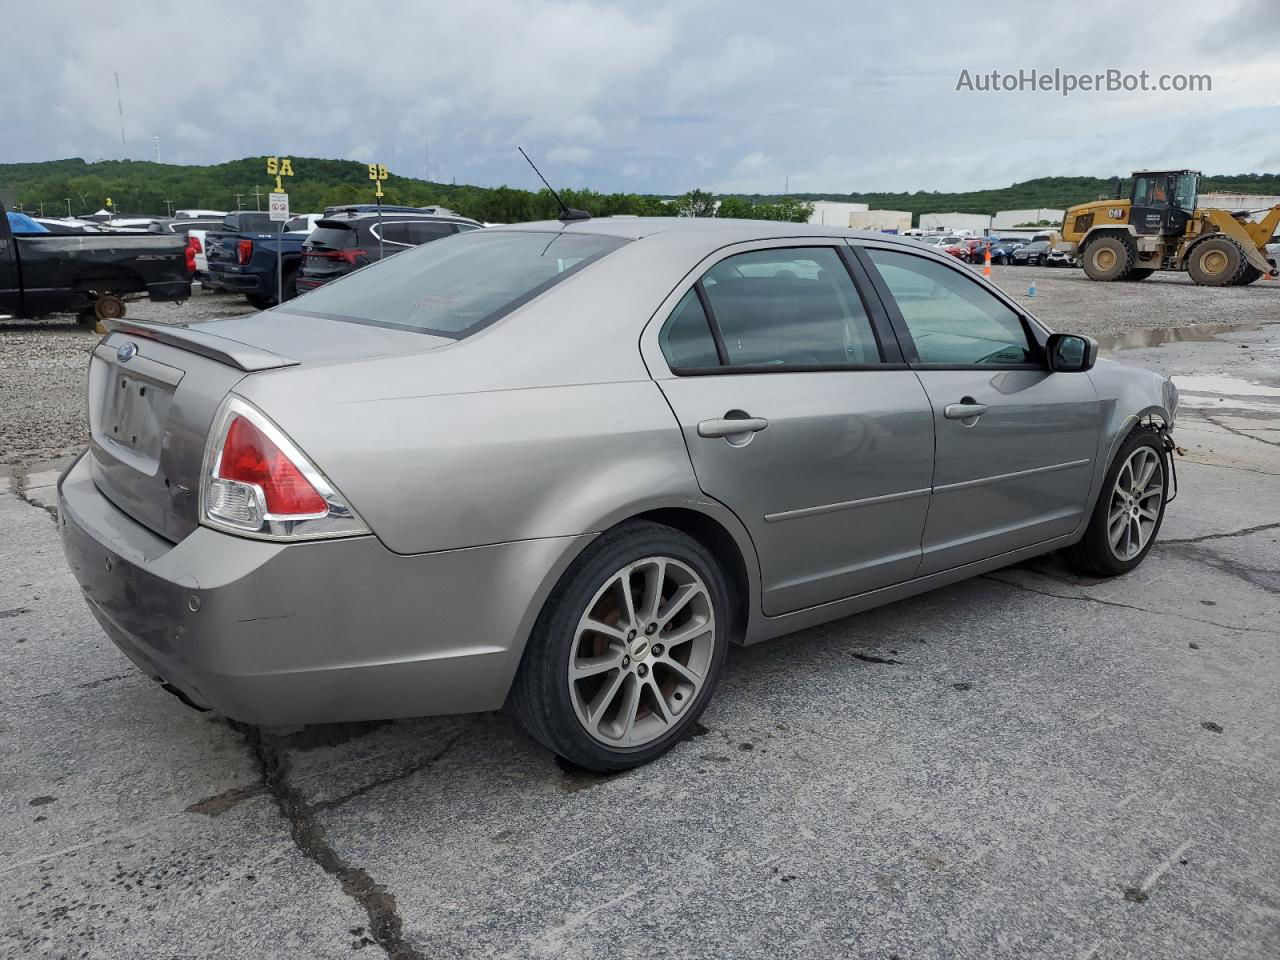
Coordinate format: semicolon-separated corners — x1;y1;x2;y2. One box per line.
2;0;1275;193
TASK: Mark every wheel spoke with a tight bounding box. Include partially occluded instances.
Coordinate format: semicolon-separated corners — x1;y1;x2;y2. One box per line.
586;669;627;726
618;676;643;745
1109;514;1128;547
656;582;700;628
582;618;627;642
658;655;704;690
646;678;675;726
638;558;666;623
1138;505;1160;522
1108;501;1127;524
1134;452;1158;492
615;571;638;629
661;618;714;648
572;650;624;680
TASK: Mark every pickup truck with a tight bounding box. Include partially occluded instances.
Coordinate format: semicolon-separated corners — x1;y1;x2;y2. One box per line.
1;204;192;324
204;212;311;308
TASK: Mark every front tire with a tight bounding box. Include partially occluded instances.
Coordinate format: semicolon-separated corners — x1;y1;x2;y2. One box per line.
1081;235;1136;281
1187;237;1247;286
509;521;730;771
1066;428;1168;577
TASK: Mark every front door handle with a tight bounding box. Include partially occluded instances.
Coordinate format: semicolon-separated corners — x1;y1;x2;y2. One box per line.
697;416;769;439
944;399;989;421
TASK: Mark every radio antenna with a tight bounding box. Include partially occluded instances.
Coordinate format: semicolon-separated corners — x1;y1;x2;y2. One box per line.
517;147;591;222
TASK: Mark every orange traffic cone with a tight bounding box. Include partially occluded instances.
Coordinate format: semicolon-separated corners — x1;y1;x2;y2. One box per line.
983;246;992;277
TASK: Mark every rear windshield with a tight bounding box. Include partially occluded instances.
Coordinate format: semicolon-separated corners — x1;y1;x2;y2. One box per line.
307;223;357;249
223;213;273;232
286;230;628;338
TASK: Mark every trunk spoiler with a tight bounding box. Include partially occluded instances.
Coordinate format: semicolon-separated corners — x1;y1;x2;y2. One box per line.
102;318;298;372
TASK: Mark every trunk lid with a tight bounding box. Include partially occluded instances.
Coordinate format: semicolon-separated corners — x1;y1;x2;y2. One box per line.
299;221;362;286
89;316;449;541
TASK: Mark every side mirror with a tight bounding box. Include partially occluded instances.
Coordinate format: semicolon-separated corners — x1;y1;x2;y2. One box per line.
1109;175;1123;199
1046;333;1098;372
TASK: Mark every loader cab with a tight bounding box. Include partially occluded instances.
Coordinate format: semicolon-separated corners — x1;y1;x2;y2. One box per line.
1129;169;1199;237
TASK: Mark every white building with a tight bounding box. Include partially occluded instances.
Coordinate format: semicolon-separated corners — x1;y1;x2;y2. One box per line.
807;201;869;227
919;212;991;235
849;210;912;233
1198;193;1280;215
992;208;1064;230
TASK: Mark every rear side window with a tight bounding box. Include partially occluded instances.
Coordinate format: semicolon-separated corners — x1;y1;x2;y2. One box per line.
700;247;880;367
287;230;627;338
377;222;416;245
659;290;720;370
408;221;457;244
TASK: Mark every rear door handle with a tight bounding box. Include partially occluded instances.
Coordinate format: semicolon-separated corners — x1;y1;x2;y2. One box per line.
697;416;769;438
944;400;989;420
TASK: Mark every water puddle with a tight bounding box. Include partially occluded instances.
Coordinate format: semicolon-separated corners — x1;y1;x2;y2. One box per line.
1097;322;1262;353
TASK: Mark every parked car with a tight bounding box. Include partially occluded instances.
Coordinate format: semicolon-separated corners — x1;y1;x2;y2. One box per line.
988;239;1026;264
163;218;228;277
204;212;310;307
174;209;226;219
1013;241;1076;267
297;210;481;291
57;218;1178;771
1;202;192;323
940;239;969;261
960;237;995;263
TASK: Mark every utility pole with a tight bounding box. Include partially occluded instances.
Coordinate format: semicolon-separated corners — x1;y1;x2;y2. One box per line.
65;198;72;217
114;72;126;149
234;192;244;211
163;198;173;217
251;185;263;210
424;137;430;182
38;203;45;216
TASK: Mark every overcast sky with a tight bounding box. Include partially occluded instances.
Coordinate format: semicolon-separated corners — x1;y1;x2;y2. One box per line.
4;1;1279;195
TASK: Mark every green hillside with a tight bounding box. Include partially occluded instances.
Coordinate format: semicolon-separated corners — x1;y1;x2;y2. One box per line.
2;157;1279;225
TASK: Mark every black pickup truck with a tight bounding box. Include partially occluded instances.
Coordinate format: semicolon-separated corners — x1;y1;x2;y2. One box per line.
1;203;192;324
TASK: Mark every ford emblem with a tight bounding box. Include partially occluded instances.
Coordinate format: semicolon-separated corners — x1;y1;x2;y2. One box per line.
117;342;138;363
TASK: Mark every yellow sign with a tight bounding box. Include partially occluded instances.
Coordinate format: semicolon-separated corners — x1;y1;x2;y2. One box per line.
105;197;114;208
368;163;389;181
266;156;295;193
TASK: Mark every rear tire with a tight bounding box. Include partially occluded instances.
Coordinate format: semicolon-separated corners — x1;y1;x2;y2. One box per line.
1081;235;1135;281
1066;427;1168;577
508;520;730;772
245;293;275;309
1233;265;1262;286
1187;237;1247;286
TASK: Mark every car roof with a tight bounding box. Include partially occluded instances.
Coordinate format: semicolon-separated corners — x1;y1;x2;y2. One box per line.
485;216;938;249
319;211;478;225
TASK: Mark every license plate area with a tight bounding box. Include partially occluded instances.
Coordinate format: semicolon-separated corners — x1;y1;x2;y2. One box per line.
94;349;184;469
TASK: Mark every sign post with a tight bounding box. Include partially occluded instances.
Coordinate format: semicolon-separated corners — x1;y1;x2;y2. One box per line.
369;163;389;261
266;157;295;305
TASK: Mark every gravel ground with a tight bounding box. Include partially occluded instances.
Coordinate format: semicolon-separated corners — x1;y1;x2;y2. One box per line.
1;265;1277;469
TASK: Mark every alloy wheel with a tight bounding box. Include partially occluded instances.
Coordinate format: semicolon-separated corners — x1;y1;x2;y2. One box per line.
1107;447;1164;560
567;556;716;747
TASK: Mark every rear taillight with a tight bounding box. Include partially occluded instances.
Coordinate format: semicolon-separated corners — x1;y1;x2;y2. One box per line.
201;396;367;540
237;239;253;265
184;236;198;274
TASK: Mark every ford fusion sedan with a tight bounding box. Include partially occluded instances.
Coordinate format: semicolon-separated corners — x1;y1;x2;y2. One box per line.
59;218;1178;771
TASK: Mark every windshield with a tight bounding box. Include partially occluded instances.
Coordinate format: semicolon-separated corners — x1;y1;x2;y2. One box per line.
1174;173;1198;212
286;230;628;338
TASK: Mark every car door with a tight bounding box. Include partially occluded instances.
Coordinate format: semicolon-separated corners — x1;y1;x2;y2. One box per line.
644;242;936;616
857;244;1101;575
0;205;19;315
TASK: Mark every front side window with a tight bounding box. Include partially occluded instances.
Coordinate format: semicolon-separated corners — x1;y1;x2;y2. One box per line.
699;247;880;367
865;248;1036;366
407;221;457;244
287;230;627;337
1174;173;1198;212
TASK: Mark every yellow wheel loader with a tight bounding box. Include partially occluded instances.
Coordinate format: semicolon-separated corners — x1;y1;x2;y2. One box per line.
1061;170;1279;285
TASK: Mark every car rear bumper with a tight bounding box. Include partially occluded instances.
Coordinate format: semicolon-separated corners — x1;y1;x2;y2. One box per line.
204;268;267;294
57;453;590;725
146;279;193;302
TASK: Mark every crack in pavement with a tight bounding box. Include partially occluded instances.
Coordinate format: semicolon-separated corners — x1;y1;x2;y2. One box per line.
1161;521;1280;545
6;467;59;522
310;718;482;814
237;722;445;960
1200;414;1280;449
981;574;1280;636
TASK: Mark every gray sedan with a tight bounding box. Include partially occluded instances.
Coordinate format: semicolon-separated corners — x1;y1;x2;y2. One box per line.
58;218;1179;771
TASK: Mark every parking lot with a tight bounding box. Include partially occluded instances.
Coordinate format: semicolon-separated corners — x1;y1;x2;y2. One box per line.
2;267;1278;959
